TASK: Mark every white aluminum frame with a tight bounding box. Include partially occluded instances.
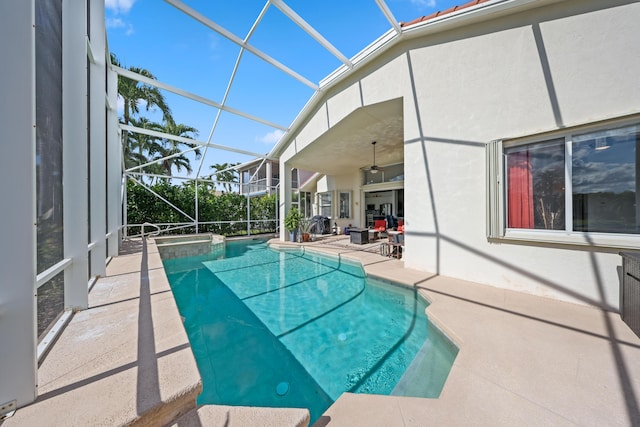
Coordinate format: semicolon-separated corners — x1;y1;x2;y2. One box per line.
1;0;116;409
2;0;497;411
88;0;107;278
62;0;89;311
107;54;122;256
0;0;38;410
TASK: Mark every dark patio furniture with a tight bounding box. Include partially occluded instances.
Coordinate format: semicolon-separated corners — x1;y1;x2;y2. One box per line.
349;228;369;244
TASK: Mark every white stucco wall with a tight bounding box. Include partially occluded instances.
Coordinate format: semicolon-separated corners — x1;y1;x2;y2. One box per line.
311;173;362;229
401;0;640;309
279;0;640;309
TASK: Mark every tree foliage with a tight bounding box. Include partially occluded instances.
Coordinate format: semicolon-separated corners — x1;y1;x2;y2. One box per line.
113;53;272;235
207;162;240;192
126;180;277;236
112;53;200;178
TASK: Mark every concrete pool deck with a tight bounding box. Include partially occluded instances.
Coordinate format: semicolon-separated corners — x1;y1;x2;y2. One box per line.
4;235;639;426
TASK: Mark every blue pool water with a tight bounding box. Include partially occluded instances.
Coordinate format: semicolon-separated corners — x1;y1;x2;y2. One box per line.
162;238;457;423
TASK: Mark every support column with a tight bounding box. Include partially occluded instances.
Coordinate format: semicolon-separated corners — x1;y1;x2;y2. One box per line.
106;63;121;256
0;0;38;408
279;162;294;241
62;0;89;310
89;0;107;276
266;161;272;195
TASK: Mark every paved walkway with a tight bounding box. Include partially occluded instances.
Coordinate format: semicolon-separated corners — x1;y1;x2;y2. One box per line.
4;235;640;426
3;239;202;427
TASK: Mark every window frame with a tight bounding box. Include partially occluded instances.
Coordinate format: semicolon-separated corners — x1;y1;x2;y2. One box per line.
487;115;640;249
317;191;333;219
338;190;351;219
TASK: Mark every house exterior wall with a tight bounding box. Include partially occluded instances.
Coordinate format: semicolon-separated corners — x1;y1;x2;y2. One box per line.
279;0;640;309
401;0;640;309
333;173;362;228
311;173;361;227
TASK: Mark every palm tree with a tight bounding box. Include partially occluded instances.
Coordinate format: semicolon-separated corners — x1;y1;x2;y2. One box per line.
110;53;172;126
111;53;176;179
153;120;200;176
161;120;201;158
210;162;239;192
125;117;164;170
151;145;194;177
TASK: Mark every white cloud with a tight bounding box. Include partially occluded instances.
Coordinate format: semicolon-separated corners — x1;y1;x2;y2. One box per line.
257;130;284;145
105;0;136;14
573;162;635;194
106;17;124;28
106;16;134;35
410;0;437;8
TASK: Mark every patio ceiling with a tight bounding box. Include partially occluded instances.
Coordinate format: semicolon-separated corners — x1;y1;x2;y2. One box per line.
287;98;404;176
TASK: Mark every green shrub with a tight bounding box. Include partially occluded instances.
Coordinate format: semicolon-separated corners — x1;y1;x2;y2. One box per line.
126;180;277;236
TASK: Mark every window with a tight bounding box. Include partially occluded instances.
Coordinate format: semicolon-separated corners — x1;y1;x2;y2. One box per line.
488;121;640;245
318;191;332;218
339;191;351;219
362;163;404;185
505;139;565;230
572;128;638;233
300;191;312;218
292;191;312;218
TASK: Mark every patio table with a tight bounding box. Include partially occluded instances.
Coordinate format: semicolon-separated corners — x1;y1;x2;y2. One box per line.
349;228;369;244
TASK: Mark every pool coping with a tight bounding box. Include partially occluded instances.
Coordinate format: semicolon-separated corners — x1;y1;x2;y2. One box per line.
5;235;639;426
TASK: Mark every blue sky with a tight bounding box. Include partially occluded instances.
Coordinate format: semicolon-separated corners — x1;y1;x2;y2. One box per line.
106;0;464;178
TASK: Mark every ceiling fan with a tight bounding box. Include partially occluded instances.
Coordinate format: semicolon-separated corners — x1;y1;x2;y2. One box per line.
366;141;383;174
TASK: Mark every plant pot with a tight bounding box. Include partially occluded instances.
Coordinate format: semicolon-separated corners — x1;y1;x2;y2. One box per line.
289;230;298;242
302;233;310;242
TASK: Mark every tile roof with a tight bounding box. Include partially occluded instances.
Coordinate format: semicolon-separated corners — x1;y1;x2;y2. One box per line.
400;0;491;27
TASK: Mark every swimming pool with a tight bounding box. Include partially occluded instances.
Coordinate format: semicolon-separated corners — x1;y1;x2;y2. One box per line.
162;238;457;423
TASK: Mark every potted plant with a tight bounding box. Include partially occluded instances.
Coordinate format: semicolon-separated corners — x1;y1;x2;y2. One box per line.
299;216;313;242
284;207;301;242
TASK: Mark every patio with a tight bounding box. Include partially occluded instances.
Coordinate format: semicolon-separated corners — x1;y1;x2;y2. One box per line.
3;236;638;426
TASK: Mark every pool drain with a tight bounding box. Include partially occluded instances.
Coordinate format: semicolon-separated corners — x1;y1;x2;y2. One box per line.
276;381;290;396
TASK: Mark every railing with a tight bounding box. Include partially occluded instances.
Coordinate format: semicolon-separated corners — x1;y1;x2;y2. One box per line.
141;222;161;238
124;219;278;238
240;180;280;195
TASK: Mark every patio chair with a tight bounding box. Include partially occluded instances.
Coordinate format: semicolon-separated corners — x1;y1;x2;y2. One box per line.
373;219;387;239
373;219;386;232
386;215;398;229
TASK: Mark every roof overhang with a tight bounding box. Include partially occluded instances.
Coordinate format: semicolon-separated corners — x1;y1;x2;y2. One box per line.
285;98;403;176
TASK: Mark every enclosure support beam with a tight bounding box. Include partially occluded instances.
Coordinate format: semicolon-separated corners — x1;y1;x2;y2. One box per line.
107;62;121;256
0;0;38;409
88;0;107;278
62;0;89;310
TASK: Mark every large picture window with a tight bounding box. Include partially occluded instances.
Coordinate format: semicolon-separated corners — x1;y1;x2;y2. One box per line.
572;127;639;233
488;121;640;244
